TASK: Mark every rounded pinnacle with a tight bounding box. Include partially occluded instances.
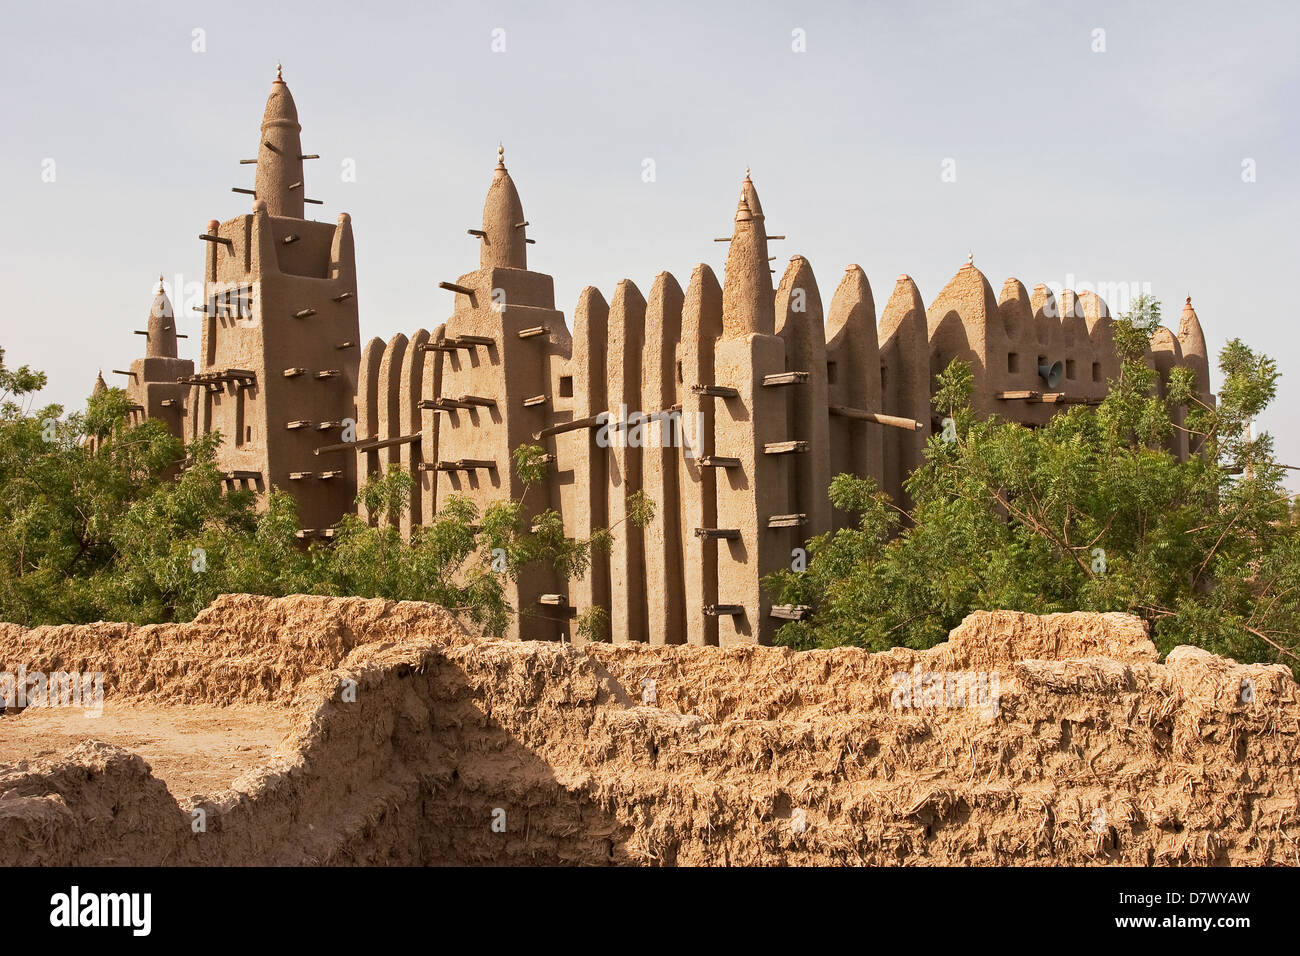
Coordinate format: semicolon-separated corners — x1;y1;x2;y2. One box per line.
276;62;283;81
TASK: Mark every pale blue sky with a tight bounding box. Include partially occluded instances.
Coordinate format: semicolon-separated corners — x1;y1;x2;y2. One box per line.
2;0;1297;482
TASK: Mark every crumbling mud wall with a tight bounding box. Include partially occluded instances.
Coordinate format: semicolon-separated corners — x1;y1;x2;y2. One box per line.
1;595;1297;866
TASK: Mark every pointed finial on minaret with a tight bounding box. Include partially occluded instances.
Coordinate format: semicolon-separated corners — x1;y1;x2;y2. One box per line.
721;166;773;338
968;251;974;266
276;62;283;81
481;144;525;269
257;64;303;218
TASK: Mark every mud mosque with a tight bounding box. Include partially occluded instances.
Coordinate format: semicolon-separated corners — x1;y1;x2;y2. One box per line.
102;69;1214;646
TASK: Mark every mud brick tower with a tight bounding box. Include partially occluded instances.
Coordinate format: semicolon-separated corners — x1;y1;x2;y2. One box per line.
709;177;793;644
186;67;360;535
433;147;572;641
121;279;194;441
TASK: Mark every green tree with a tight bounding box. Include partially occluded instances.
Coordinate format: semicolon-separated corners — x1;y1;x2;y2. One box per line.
767;317;1300;675
0;348;654;641
1119;292;1162;333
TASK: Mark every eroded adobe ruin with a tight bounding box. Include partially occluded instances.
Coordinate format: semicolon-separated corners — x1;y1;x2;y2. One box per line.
2;596;1295;866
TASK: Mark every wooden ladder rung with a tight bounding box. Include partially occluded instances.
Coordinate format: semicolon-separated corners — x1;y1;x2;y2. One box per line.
690;384;739;399
770;604;811;621
762;371;809;387
767;513;807;529
703;604;744;617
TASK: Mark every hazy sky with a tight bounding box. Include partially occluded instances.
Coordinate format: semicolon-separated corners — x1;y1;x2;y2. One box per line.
3;0;1297;484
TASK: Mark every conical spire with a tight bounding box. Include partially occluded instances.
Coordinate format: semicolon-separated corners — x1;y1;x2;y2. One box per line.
254;64;305;218
721;171;773;338
741;167;764;221
146;275;178;359
1178;296;1207;351
480;145;527;270
1178;295;1212;402
92;370;107;396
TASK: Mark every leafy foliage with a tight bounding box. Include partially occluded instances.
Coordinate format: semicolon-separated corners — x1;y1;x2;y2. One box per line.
767;318;1300;676
1119;292;1162;333
0;349;651;638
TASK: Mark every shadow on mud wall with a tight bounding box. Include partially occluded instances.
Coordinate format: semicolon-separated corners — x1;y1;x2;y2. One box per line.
331;652;642;866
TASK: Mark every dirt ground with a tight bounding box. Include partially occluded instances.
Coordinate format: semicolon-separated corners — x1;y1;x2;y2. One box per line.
1;594;1297;866
0;703;292;798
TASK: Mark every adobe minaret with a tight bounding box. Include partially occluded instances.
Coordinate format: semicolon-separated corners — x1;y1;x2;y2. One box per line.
1178;296;1213;404
1177;295;1214;454
124;278;193;441
433;147;571;641
254;63;305;220
187;66;360;534
712;174;792;643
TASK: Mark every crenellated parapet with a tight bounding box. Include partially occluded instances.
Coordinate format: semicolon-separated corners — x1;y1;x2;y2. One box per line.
878;274;931;512
825;266;883;530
